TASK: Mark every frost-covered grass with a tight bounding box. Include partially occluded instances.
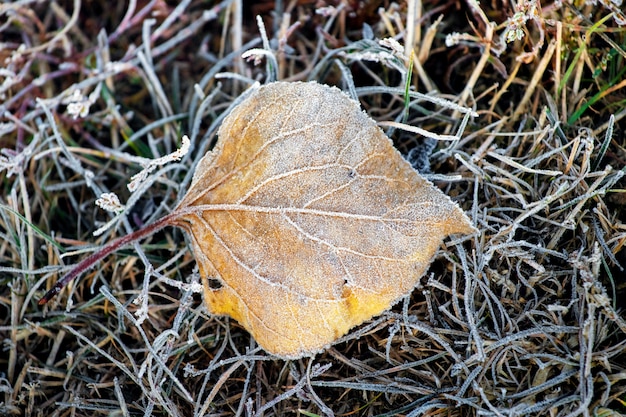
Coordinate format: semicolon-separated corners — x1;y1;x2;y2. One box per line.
1;1;625;416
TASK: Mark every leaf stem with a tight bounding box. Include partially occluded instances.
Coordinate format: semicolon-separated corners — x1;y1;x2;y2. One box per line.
38;211;179;306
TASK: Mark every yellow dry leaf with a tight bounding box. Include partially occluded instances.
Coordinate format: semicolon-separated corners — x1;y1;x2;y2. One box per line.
173;81;475;358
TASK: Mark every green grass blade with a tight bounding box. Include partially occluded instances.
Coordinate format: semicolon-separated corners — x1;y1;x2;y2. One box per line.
0;204;65;252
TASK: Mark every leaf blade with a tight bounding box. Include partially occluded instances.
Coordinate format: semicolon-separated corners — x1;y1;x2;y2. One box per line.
175;81;475;358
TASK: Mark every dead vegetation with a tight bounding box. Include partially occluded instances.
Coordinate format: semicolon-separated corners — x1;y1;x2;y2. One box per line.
1;0;625;416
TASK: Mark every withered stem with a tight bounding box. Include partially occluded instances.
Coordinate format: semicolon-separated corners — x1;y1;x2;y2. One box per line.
38;211;180;305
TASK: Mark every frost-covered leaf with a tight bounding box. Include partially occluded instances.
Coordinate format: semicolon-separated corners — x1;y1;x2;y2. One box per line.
173;81;475;358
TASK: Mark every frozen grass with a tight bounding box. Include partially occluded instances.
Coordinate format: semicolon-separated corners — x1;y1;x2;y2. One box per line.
1;0;626;416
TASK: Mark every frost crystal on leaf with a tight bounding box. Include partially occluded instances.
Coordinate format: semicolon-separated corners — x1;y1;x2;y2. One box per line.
96;192;125;213
445;33;462;47
64;89;93;119
241;48;269;66
127;135;191;192
61;84;102;119
379;38;406;59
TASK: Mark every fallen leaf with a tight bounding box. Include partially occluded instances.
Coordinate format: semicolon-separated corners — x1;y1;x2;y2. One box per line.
39;81;475;358
172;81;475;358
